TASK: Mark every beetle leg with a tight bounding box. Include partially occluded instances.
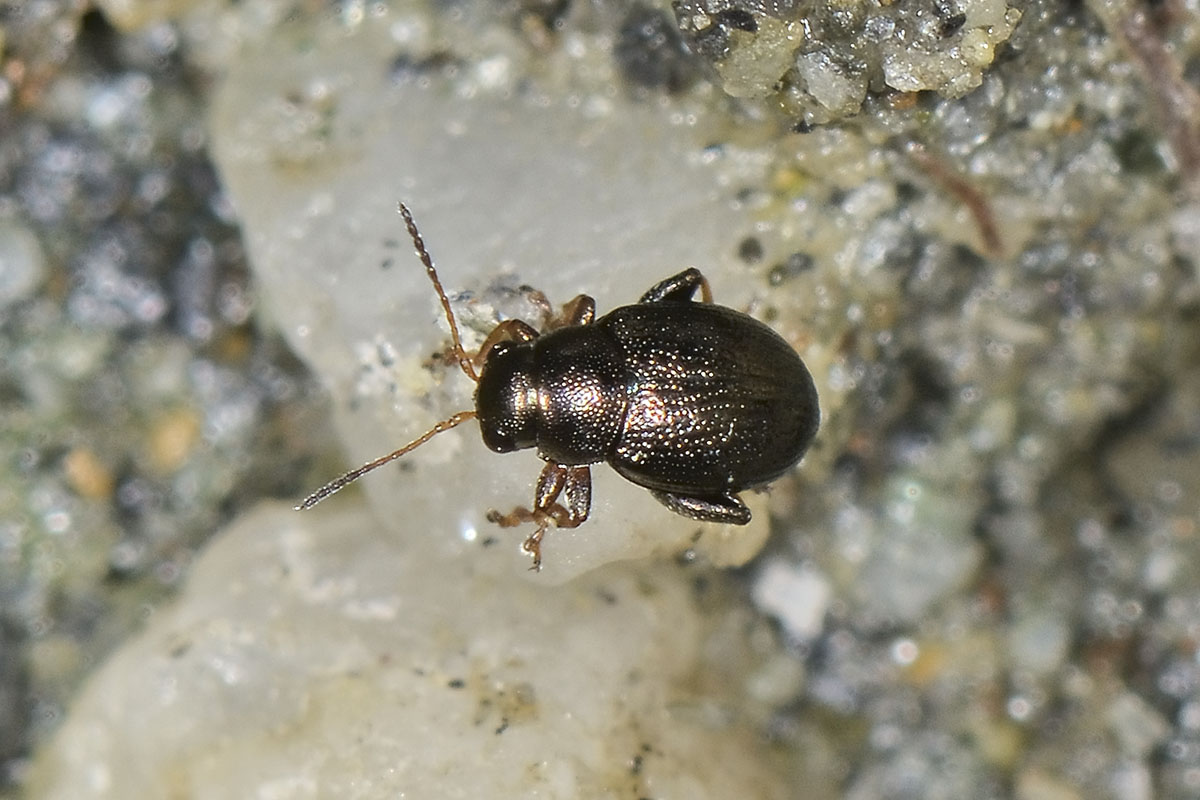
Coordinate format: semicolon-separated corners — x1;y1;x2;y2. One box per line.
524;287;554;327
547;294;596;329
486;462;591;570
638;268;713;304
523;465;591;570
473;319;540;370
517;479;560;572
558;466;591;527
648;489;751;525
521;288;595;332
487;462;561;568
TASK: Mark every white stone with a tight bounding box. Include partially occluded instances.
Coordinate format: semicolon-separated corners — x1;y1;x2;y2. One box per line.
30;503;798;798
752;558;832;641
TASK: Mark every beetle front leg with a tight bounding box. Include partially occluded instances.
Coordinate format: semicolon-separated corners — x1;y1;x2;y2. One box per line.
473;319;539;370
521;465;590;570
639;268;713;304
487;463;592;570
548;294;596;329
524;285;596;332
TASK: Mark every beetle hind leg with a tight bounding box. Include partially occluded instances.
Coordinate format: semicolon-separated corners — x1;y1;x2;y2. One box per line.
649;489;751;525
639;268;713;304
486;463;592;570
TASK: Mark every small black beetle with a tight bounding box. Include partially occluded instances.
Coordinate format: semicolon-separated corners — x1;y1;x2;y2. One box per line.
299;204;820;569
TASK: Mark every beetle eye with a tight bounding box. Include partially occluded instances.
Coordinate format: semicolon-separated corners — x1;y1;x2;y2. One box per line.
487;341;512;361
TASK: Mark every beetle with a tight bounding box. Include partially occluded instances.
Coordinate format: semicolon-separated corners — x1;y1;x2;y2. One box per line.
299;203;820;570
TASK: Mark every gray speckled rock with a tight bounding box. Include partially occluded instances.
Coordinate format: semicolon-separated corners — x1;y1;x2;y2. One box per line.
0;220;45;309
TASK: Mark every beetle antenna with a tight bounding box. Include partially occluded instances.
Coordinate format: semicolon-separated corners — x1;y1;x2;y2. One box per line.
295;410;478;510
398;202;479;382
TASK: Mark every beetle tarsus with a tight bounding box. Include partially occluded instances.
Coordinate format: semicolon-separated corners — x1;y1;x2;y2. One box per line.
489;469;592;570
488;506;558;571
487;502;576;529
522;522;548;571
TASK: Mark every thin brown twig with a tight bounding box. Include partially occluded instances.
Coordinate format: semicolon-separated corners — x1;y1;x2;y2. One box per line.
906;142;1005;258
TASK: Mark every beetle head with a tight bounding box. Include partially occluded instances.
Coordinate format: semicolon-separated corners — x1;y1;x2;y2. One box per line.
476;341;539;453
